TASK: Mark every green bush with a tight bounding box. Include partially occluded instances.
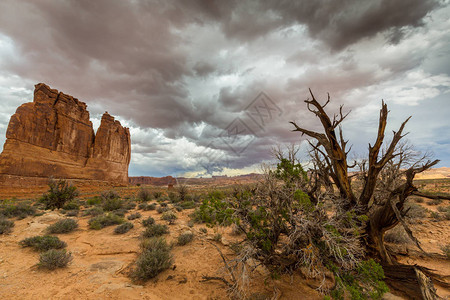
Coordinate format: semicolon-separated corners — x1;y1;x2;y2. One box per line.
132;237;173;281
137;188;152;202
65;210;79;217
62;202;79;211
213;233;222;242
101;190;123;211
405;203;428;219
20;235;67;251
127;212;142;220
82;207;104;216
180;201;196;209
138;203;156;211
124;202;137;210
88;213;124;230
47;219;78;234
114;222;134;234
177;231;194;246
153;191;162;199
142;224;169;238
0;217;14;234
156;206;169;214
142;216;155;227
0;201;36;218
161;211;177;224
41;179;79;210
38;249;72;270
86;196;102;206
112;208;128;217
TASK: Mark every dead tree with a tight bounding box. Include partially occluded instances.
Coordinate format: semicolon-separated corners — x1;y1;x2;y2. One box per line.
290;89;448;299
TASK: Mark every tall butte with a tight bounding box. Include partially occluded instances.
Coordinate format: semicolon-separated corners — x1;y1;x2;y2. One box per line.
0;83;131;185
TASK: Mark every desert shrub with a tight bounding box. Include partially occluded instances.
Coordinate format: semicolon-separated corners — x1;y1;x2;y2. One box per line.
153;191;162;199
86;196;102;206
127;212;142;220
412;197;424;203
430;211;443;221
427;199;443;206
187;220;194;227
177;184;188;202
0;201;36;218
0;217;14;234
137;188;152;202
437;206;450;220
161;211;177;224
168;192;177;203
138;203;156;211
82;207;104;216
114;222;134;234
160;202;168;207
213;233;222;242
330;259;389;300
65;210;79;217
142;216;155;227
441;244;450;259
47;219;78;234
124;202;137;210
88;213;124;230
180;201;196;209
199;227;207;234
20;235;67;251
101;190;123;211
384;226;410;244
38;249;72;270
132;237;173;281
177;231;194;246
405;202;428;219
191;192;233;225
41;179;79;210
62;202;79;211
111;208;128;217
156;206;169;214
142;223;169;238
174;205;183;212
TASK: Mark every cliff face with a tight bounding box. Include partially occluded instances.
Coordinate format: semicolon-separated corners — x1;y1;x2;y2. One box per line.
0;83;131;185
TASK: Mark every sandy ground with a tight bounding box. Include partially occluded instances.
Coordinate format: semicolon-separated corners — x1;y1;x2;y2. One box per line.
1;177;449;299
0;207;321;300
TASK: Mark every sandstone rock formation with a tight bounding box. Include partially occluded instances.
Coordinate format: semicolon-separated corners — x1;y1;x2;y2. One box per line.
0;83;131;185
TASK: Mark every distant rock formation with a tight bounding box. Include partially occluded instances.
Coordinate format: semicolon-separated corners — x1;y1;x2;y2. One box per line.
129;176;176;186
0;83;131;185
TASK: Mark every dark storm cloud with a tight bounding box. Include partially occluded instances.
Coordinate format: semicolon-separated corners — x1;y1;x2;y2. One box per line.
0;0;448;176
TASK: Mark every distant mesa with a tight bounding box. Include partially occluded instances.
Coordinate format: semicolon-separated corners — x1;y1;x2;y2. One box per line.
0;83;131;186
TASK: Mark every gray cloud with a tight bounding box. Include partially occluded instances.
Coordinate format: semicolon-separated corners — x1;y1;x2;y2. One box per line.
0;0;449;176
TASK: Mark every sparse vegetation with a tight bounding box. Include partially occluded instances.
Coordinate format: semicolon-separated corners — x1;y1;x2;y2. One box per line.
142;216;155;227
156;206;169;214
82;207;104;216
0;217;14;234
441;244;450;259
127;212;142;220
88;213;124;230
101;190;123;211
38;249;72;270
137;188;152;202
20;235;67;251
41;178;79;210
62;201;80;211
138;203;156;211
153;191;162;199
161;211;177;224
131;237;173;281
142;223;169;238
114;222;134;234
384;226;410;244
177;231;194;246
0;201;36;219
47;219;78;234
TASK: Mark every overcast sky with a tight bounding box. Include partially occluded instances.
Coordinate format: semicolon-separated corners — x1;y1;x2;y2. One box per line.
0;0;449;177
